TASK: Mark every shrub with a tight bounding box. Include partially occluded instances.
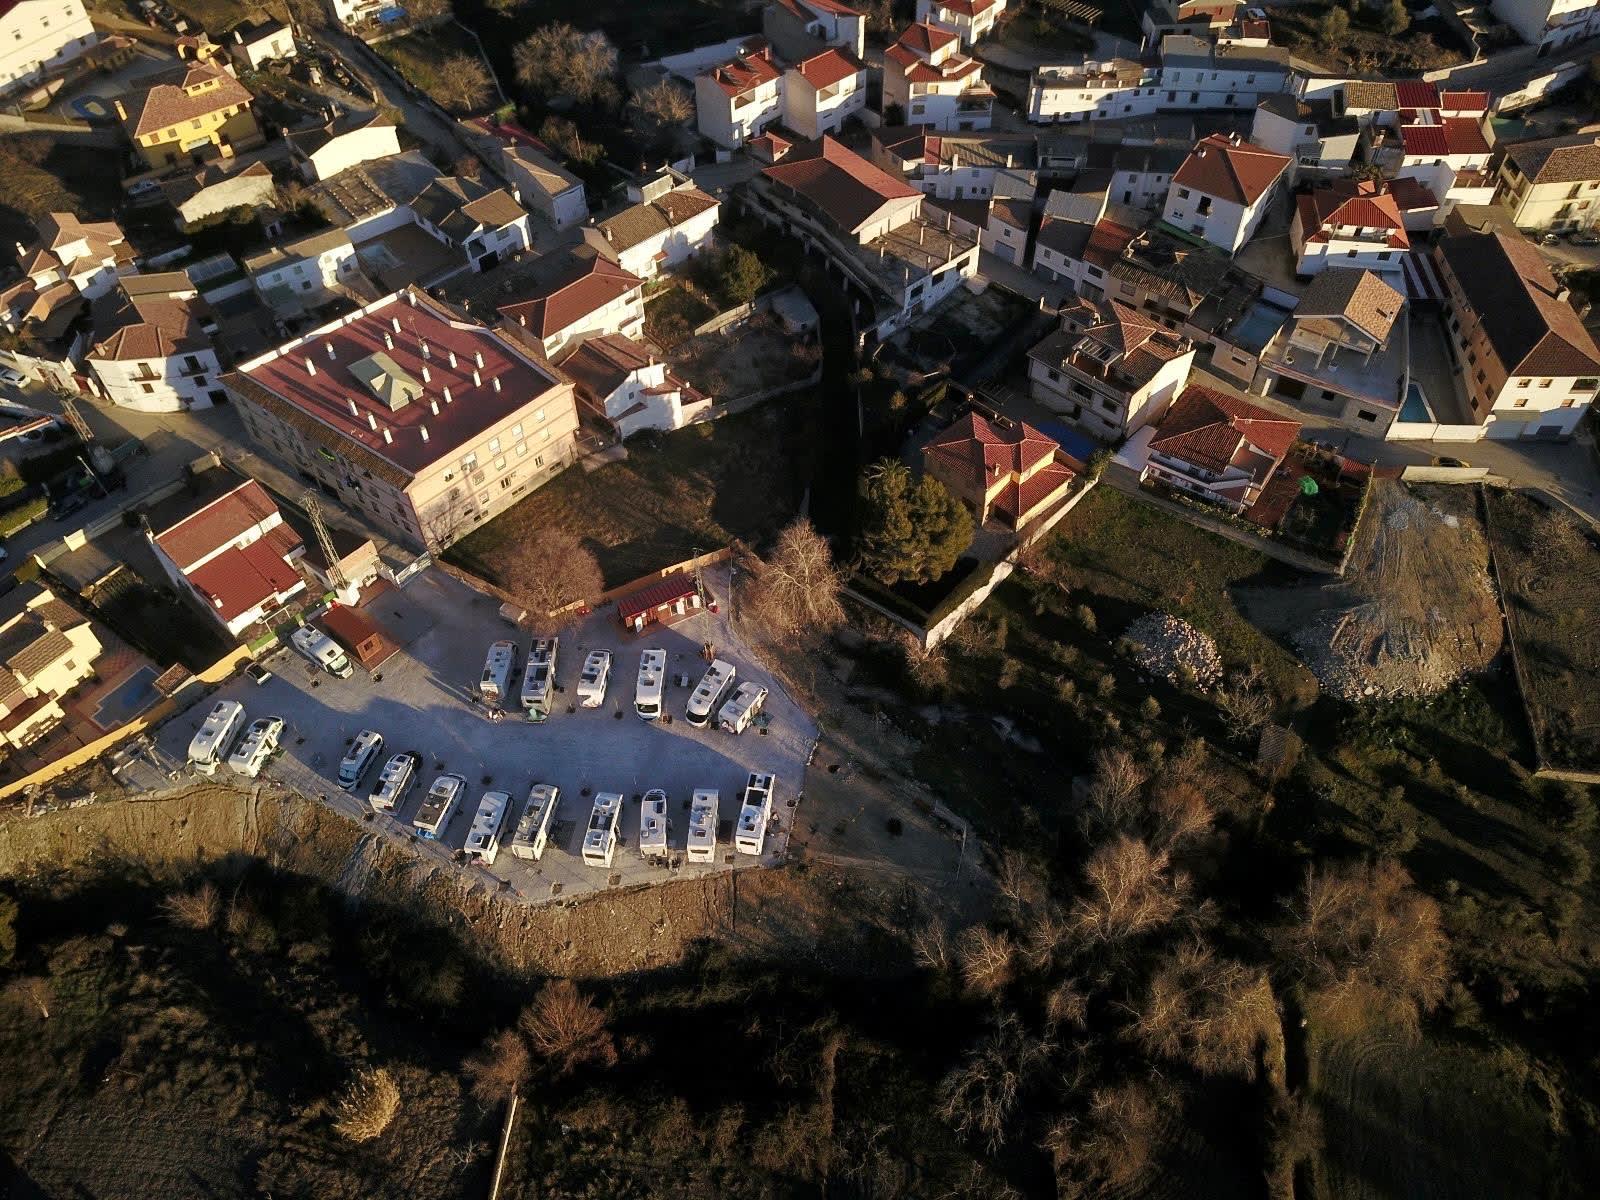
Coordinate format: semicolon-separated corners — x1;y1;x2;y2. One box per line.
332;1067;400;1142
162;882;220;931
1076;604;1098;633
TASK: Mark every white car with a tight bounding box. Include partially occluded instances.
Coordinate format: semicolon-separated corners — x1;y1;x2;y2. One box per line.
0;367;25;388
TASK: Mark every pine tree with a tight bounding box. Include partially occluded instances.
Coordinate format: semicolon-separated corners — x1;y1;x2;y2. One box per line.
856;460;974;585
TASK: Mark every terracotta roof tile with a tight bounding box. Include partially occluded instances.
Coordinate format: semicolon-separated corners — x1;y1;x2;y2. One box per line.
790;47;864;90
1294;268;1404;343
1151;384;1300;474
498;253;641;339
924;412;1065;493
120;60;253;139
1172;134;1289;206
184;524;304;622
153;478;282;569
702;48;780;98
761;135;919;233
1502;133;1600;185
1393;80;1440;109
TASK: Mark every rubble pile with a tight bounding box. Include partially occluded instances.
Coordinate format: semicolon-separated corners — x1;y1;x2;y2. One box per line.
1124;613;1223;692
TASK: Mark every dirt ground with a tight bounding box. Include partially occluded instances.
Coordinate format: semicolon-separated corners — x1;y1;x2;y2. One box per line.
668;316;817;401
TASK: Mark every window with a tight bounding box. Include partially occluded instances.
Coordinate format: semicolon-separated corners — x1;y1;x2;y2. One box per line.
1538;379;1551;388
460;452;478;470
493;455;506;470
1516;377;1532;386
1177;187;1191;200
535;408;546;422
516;442;527;457
534;455;545;468
1575;379;1597;390
488;436;500;453
1513;397;1529;408
1046;368;1060;381
511;422;523;438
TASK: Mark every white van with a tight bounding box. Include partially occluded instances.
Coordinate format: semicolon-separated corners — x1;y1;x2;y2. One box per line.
639;788;669;857
576;649;612;708
521;638;558;721
227;715;283;779
735;772;775;856
718;682;769;735
685;659;735;727
337;728;384;791
687;789;718;863
415;773;464;840
465;790;512;865
188;700;246;776
479;640;519;705
291;624;353;679
581;791;622;867
368;751;420;814
511;783;559;860
634;648;666;720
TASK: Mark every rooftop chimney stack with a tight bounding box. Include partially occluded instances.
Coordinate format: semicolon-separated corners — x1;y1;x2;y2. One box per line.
382;428;393;444
347;398;359;416
325;341;335;359
420;339;431;360
421;365;431;383
443;386;453;404
472;369;482;387
420;425;429;442
367;412;377;431
430;398;439;415
306;358;317;376
391;316;402;332
474;350;484;369
383;332;394;349
492;377;501;393
448;350;457;368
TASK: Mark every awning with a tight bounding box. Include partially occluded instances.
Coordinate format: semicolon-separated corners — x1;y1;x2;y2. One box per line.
1400;252;1445;302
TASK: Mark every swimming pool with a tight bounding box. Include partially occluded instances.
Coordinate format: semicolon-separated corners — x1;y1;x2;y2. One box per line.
1398;381;1434;423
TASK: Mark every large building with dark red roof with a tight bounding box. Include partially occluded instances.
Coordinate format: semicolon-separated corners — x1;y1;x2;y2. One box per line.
1290;179;1411;279
226;286;580;551
1142;384;1301;511
923;410;1077;531
1162;133;1290;254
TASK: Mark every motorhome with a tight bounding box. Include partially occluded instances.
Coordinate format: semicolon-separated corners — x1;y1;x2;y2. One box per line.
291;624;354;678
511;782;560;860
634;648;667;720
735;771;775;856
521;637;558;721
687;788;719;863
465;789;512;865
337;728;384;791
581;791;622;867
188;700;246;776
479;639;520;705
718;682;769;735
369;751;420;814
639;788;669;857
227;715;283;779
685;659;735;727
415;773;465;840
576;649;612;708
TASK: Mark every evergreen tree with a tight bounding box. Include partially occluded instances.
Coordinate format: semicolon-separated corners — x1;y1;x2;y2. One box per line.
856;460;974;585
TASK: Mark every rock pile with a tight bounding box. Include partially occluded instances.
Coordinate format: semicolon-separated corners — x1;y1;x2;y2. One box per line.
1124;613;1223;691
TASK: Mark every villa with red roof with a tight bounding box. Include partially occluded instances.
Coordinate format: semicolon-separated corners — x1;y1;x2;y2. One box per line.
497;250;644;358
923;411;1077;531
1290;179;1410;279
147;477;308;638
916;0;1008;46
782;47;867;139
1140;385;1301;511
763;0;866;62
883;21;993;131
1162;134;1290;254
695;44;784;149
226;286;580;551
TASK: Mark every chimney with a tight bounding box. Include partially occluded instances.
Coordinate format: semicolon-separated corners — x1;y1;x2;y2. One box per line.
306;357;317;376
420;339;431;359
420;425;429;442
1556;286;1571;303
391;316;401;332
472;368;482;387
383;331;393;349
407;290;418;306
447;350;457;368
443;386;453;404
421;364;431;383
492;377;501;393
347;398;359;416
517;314;527;327
474;350;484;368
366;412;377;431
382;427;393;444
114;99;127;120
430;398;439;415
324;341;336;359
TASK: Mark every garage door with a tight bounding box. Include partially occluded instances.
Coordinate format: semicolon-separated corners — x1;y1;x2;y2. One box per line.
989;243;1017;265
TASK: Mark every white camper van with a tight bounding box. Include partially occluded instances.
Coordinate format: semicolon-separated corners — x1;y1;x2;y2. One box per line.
521;637;558;721
576;649;612;708
465;790;512;865
718;682;769;735
687;788;719;863
369;751;420;814
634;648;666;720
639;788;669;857
415;773;465;840
582;791;622;867
735;771;775;856
337;728;385;790
291;624;353;678
511;783;560;860
685;659;734;727
188;700;246;776
227;715;283;779
479;640;519;705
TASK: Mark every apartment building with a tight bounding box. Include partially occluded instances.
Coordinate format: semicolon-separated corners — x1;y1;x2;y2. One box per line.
116;59;261;169
883;20;993;132
783;47;867;139
1162;134;1290;254
1434;230;1600;439
0;0;96;96
1495;133;1600;233
1027;59;1158;123
87;273;225;413
226;288;581;550
1028;296;1195;439
763;0;866;61
695;45;784;149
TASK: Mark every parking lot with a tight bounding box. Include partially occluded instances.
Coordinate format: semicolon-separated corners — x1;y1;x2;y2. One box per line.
151;565;818;903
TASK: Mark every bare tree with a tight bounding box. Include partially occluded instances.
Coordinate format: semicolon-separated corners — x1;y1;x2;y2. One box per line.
628;78;693;140
994;850;1044;920
406;0;451;21
955;926;1016;1000
463;1027;531;1105
514;23;619;107
1149;776;1214;852
937;1013;1052;1154
332;1066;400;1142
1131;941;1277;1076
1215;664;1274;741
538;115;602;165
500;528;604;625
1047;1078;1173;1199
1044;977;1091;1031
912;919;955;973
433;54;494;114
1081;747;1149;835
162;881;220;930
519;979;617;1076
1071;836;1190;946
3;975;52;1019
744;519;845;646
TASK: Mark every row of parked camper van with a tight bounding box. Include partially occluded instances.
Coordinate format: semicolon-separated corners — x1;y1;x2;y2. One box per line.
478;637;770;733
186;701;284;778
340;727;780;866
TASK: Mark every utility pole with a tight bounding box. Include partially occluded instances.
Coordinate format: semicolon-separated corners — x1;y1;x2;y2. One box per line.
303;492;348;592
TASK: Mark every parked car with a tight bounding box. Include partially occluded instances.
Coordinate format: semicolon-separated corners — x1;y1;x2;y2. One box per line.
1431;455;1471;468
1569;231;1600;247
245;661;273;686
0;366;25;387
48;490;89;521
1541;232;1563;246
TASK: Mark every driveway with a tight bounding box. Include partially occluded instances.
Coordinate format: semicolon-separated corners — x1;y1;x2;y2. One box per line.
151;564;820;904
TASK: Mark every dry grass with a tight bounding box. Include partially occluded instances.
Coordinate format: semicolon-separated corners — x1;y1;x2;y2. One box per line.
332;1066;401;1142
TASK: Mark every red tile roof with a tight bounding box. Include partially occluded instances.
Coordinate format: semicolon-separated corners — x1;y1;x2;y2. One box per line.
1172;134;1289;206
993;461;1074;524
1084;216;1141;268
1296;179;1408;248
929;0;999;14
791;47;864;90
315;603;399;669
184;524;304;623
702;48;781;98
1400;118;1489;158
1393;80;1440;109
120;60;254;139
924;412;1066;492
153;478;282;570
895;21;958;54
761;135;920;233
617;571;700;623
498;254;642;340
769;0;861;16
1439;90;1489;112
1386;175;1438;209
1151;385;1300;475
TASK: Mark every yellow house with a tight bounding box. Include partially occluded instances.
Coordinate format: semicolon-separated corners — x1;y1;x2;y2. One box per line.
0;585;104;752
116;60;261;169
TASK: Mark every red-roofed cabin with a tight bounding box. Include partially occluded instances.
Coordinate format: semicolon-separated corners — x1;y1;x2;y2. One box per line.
617;572;704;633
923;411;1078;531
314;603;400;674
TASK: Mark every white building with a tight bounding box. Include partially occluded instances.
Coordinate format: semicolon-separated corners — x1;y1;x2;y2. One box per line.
287;110;401;183
783;47;867;139
1162;133;1290;254
225;11;295;71
1291;179;1410;279
1156;36;1292;112
87;273;225;413
556;334;712;439
244;228;362;317
1495;132;1600;233
981;197;1031;264
1028;59;1159;124
497;139;588;229
582;173;721;279
497;251;645;358
409;175;532;273
327;0;386;31
916;0;1008;46
1490;0;1600;51
883;21;993;132
11;212;135;301
1251;94;1361;180
0;0;96;97
694;45;784;149
763;0;866;61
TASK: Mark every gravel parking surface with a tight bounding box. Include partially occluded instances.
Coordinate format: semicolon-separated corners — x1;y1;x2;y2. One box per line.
154;566;818;903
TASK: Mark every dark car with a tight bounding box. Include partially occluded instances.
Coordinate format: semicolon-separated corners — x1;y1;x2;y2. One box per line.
48;490;89;521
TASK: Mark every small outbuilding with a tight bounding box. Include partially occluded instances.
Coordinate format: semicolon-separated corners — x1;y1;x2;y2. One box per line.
616;572;703;633
314;603;400;674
